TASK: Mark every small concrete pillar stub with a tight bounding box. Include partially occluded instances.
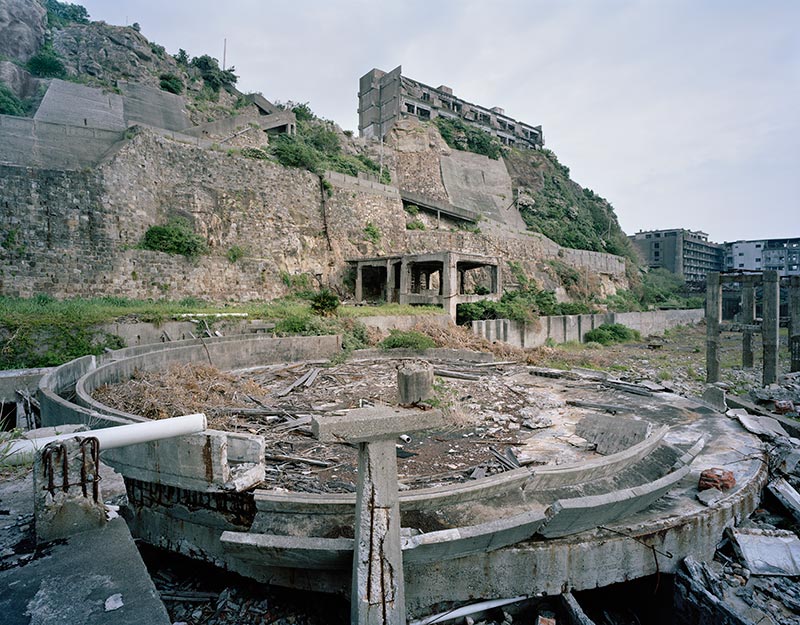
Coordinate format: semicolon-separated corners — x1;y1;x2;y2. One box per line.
33;437;106;543
706;272;721;383
397;360;434;405
789;276;800;373
762;271;780;386
741;284;755;369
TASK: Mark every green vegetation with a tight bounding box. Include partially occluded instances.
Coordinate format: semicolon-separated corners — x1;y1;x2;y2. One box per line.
364;222;381;245
434;117;502;160
406;219;425;230
190;55;237;93
404;204;419;216
457;286;594;325
583;323;640;345
509;149;638;261
0;295;444;370
44;0;90;28
240;147;270;160
226;245;245;263
601;269;704;312
270;103;388;182
310;289;340;316
0;84;26;117
27;43;67;79
159;73;184;95
380;330;436;350
139;218;208;259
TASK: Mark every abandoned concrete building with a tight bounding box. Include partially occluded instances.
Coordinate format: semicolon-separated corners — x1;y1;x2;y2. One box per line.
725;237;800;276
350;251;501;317
629;228;724;288
358;65;544;148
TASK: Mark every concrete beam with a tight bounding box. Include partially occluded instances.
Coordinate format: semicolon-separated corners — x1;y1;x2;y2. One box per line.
312;407;444;444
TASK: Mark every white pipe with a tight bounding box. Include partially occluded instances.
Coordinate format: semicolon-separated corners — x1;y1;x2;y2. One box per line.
410;595;528;625
2;413;207;466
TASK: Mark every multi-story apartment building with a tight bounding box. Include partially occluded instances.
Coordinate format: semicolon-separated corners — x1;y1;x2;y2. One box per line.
358;66;544;149
629;229;724;287
725;238;800;276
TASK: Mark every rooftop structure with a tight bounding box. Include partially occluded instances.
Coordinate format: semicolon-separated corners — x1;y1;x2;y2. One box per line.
629;228;724;287
358;66;543;149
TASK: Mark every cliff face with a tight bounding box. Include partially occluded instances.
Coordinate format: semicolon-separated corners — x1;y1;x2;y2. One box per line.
0;0;45;62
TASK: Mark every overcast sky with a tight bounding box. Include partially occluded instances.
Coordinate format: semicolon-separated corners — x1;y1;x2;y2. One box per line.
79;0;799;243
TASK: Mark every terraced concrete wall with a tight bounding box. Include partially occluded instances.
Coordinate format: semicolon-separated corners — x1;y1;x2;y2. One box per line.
472;309;704;347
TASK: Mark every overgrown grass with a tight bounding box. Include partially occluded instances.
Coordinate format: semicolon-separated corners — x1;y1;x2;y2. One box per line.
583;323;640;345
0;296;446;369
380;330;436;350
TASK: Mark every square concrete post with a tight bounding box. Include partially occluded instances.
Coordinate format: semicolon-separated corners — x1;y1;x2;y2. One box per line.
741;284;755;369
442;255;459;319
789;276;800;373
355;264;364;302
399;261;410;306
762;270;780;386
313;407;445;625
705;272;721;383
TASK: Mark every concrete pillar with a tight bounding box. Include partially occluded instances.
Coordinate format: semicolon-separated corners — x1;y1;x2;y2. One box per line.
790;276;800;373
762;270;780;386
312;407;446;625
355;264;364;302
397;361;434;405
442;257;458;319
398;261;409;306
34;437;106;543
741;284;755;369
705;272;721;383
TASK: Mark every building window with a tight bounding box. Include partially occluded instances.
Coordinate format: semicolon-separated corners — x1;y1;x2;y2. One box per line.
421;92;430;102
654;242;660;249
417;107;431;119
755;258;761;262
738;252;744;256
645;234;651;239
756;244;762;248
739;263;744;267
655;233;661;238
405;103;415;114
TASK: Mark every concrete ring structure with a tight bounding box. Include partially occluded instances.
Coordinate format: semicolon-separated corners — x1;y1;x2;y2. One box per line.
38;333;767;616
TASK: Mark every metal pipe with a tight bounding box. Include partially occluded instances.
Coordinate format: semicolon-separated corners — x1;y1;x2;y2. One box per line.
2;413;207;466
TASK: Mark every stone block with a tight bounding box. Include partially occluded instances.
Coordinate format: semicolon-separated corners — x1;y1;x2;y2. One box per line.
702;386;727;411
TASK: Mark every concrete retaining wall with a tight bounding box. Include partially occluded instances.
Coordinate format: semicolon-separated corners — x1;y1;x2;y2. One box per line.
472;309;704;348
0;115;123;169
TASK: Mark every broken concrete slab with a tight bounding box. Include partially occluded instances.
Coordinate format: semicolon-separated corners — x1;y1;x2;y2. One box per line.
729;528;800;576
702;386;727;411
574;413;651;455
767;477;800;523
735;413;790;440
0;517;170;625
697;488;724;507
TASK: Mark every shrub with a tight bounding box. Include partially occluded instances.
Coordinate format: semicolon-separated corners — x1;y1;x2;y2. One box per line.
226;245;245;263
434;117;502;160
159;73;184;94
270;134;320;172
44;0;90;27
27;46;66;78
364;222;381;245
404;204;419;216
310;290;339;316
139;218;207;259
583;323;640;345
190;54;237;92
406;219;425;230
0;84;26;116
380;330;436;350
240;147;269;160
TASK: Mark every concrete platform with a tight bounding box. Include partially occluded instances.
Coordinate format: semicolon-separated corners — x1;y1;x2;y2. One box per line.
0;469;169;625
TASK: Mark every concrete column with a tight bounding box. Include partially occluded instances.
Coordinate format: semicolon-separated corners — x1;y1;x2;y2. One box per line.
355;265;364;302
397;361;434;405
385;260;392;304
705;272;721;383
789;276;800;373
398;261;409;306
741;284;755;369
442;257;458;319
312;407;445;625
762;270;780;386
